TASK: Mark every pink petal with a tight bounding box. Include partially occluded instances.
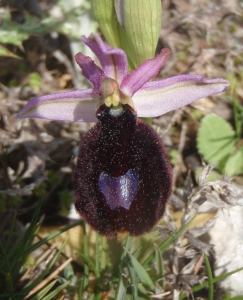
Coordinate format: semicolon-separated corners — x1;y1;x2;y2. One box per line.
82;34;128;84
17;90;100;122
120;48;170;96
75;52;105;93
132;75;230;117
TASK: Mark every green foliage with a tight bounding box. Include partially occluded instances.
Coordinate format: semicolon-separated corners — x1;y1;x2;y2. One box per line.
126;250;155;291
0;1;95;49
27;72;42;91
224;147;243;176
195;167;221;183
2;194;243;299
197;114;235;165
91;0;161;68
47;170;60;184
169;148;178;165
204;253;214;300
197;108;243;176
57;264;81;297
0;195;84;299
0;45;22;59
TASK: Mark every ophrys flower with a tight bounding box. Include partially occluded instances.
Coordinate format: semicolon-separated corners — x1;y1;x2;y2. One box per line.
17;34;229;237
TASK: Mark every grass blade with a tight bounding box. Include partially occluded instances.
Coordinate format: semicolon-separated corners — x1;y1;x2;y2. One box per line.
39;280;70;300
77;252;99;278
143;219;193;269
154;243;164;289
29;280;57;300
126;250;155;292
23;219;83;256
0;239;14;298
77;278;84;300
115;271;127;300
22;238;69;297
180;266;243;299
127;261;138;299
204;253;214;300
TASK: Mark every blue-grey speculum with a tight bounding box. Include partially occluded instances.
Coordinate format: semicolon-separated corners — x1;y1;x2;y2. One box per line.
98;169;139;210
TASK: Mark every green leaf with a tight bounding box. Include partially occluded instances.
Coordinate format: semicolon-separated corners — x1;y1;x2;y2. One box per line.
91;0;121;48
21;238;69;295
78;278;84;300
0;45;22;59
115;271;128;300
126;251;155;291
22;219;83;259
224;147;243;176
154;244;164;286
115;274;127;300
92;0;162;69
204;253;214;300
122;0;162;67
197;114;236;169
127;261;138;299
143;219;193;269
39;280;70;300
77;252;99;278
63;264;75;280
29;280;57;300
195;167;222;183
0;29;29;46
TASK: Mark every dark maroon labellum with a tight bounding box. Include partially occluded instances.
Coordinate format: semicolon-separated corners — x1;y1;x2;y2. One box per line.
74;104;172;238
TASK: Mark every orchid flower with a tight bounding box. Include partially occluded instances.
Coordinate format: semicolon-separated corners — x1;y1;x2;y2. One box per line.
17;34;229;238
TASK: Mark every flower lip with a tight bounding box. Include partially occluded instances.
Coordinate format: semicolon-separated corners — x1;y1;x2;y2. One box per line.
74;101;172;237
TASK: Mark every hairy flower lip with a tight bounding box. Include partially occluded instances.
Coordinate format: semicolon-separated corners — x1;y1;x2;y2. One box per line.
17;33;230;123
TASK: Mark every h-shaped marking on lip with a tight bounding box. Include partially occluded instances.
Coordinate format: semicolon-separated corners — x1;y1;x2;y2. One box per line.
98;169;139;210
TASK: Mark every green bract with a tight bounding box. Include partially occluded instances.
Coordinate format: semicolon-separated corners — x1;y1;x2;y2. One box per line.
91;0;162;68
91;0;120;48
121;0;162;67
